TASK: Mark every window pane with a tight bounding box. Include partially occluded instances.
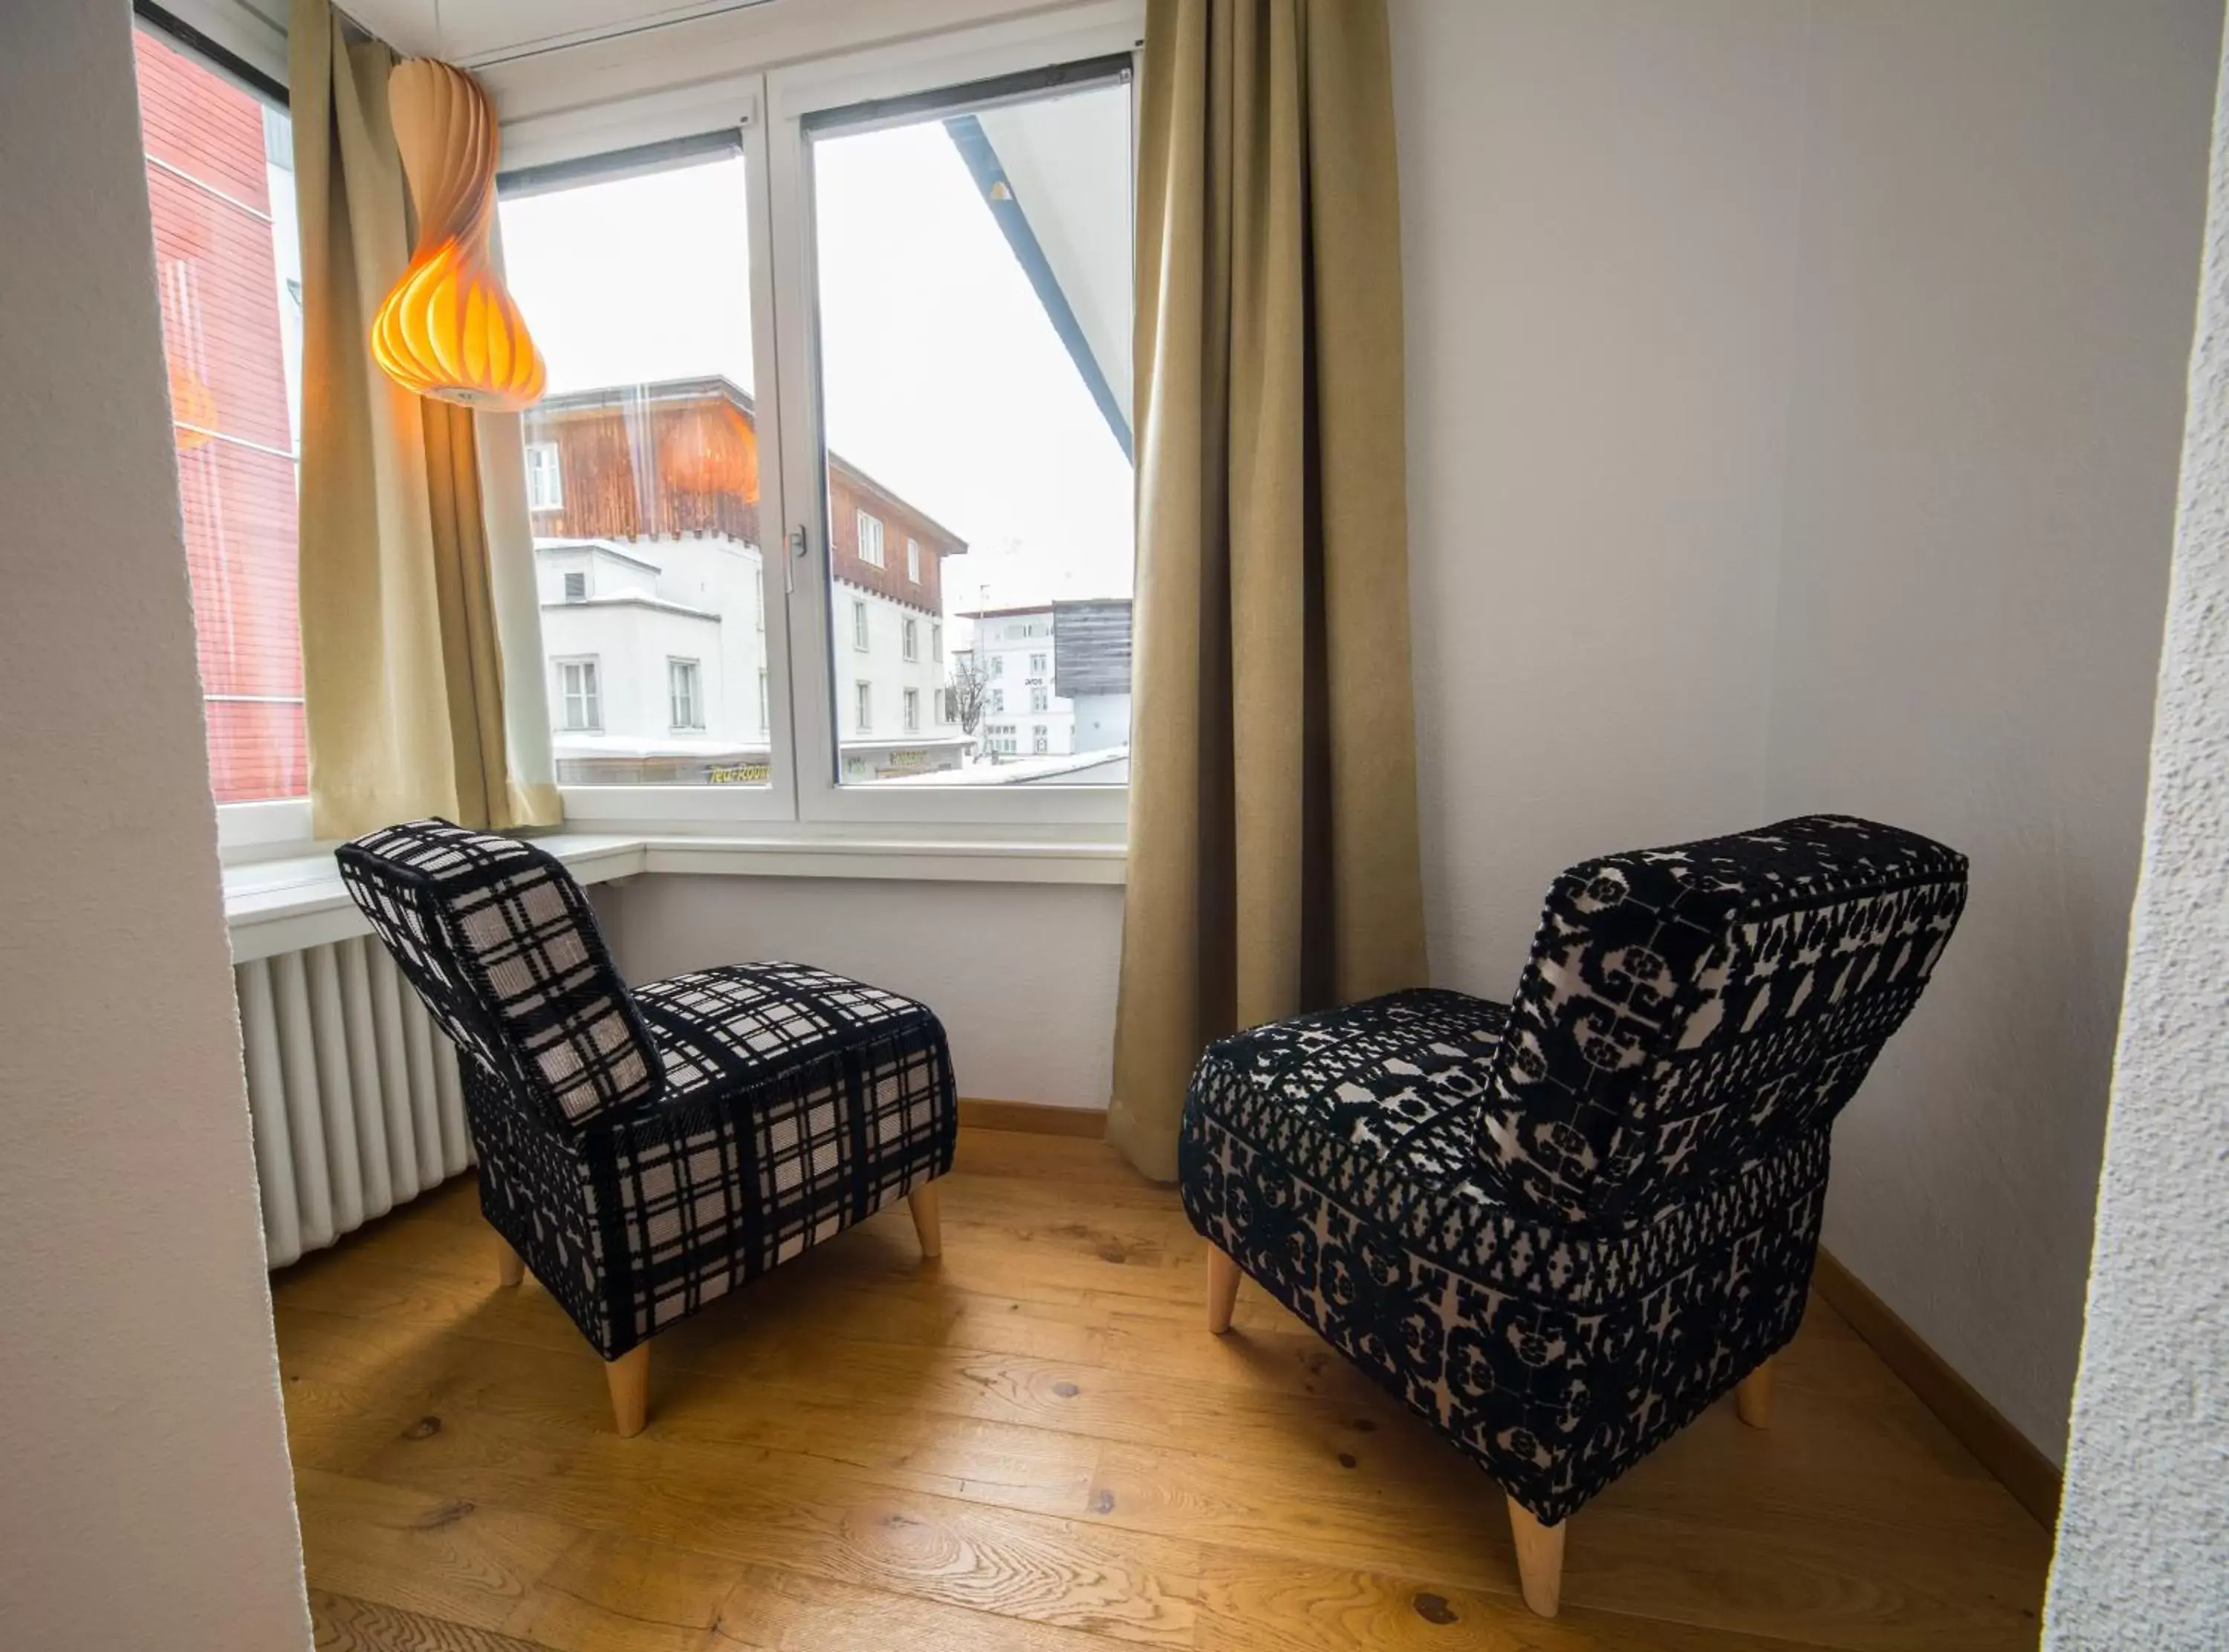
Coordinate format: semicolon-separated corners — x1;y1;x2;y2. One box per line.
499;150;770;788
811;70;1134;786
135;28;306;803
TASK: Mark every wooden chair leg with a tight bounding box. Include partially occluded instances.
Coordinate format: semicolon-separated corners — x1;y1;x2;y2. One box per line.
1507;1496;1566;1618
606;1343;651;1437
1206;1245;1241;1334
1736;1356;1774;1428
907;1180;942;1260
495;1232;524;1290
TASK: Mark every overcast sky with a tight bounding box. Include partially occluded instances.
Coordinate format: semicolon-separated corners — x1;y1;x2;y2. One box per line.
498;97;1135;629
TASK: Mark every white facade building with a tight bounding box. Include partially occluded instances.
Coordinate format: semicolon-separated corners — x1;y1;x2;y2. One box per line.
964;599;1132;764
537;536;973;784
538;536;771;783
834;583;970;781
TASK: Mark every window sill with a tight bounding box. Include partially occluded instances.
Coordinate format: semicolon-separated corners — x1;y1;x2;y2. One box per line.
223;829;1126;963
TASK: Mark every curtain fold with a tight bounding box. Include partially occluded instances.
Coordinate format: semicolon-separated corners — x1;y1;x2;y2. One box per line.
1107;0;1427;1181
290;0;558;839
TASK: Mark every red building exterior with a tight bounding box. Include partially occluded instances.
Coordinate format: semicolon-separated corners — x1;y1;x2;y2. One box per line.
525;377;962;616
137;30;305;802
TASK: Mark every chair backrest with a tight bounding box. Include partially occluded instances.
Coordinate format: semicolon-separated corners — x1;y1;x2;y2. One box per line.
336;819;664;1130
1478;815;1967;1225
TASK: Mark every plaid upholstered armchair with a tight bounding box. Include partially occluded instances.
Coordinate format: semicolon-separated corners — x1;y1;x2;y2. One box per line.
338;819;956;1436
1179;816;1966;1616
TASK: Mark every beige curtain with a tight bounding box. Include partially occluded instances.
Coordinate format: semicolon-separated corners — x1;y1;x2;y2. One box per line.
290;0;559;839
1107;0;1427;1180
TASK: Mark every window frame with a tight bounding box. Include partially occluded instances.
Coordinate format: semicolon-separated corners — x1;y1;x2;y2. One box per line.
525;440;565;510
555;655;603;732
667;656;704;730
487;5;1143;839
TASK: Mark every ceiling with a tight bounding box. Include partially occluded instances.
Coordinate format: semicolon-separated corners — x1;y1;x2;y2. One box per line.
337;0;785;67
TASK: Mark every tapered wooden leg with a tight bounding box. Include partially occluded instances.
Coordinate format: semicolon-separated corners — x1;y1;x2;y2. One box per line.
1507;1496;1566;1618
1206;1245;1241;1334
1736;1356;1774;1428
495;1232;524;1290
606;1343;650;1438
907;1180;942;1260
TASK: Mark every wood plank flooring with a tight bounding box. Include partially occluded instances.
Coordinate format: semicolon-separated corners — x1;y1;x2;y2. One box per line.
274;1128;2052;1651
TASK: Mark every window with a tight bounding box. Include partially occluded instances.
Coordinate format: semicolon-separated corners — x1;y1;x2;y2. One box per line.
990;688;1005;715
669;658;703;729
498;137;771;791
134;25;307;804
557;660;602;731
489;28;1132;821
1033;725;1049;754
1029;686;1049;713
810;57;1134;790
525;441;564;510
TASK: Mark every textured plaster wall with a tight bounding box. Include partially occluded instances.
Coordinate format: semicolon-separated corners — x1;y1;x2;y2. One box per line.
2045;30;2229;1642
0;1;312;1645
1392;0;2218;1462
597;876;1123;1108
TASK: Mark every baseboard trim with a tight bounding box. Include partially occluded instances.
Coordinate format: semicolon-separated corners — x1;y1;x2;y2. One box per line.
1811;1249;2061;1530
957;1098;1110;1139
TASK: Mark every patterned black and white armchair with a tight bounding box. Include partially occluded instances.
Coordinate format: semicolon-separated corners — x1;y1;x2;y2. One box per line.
337;818;957;1436
1179;816;1967;1616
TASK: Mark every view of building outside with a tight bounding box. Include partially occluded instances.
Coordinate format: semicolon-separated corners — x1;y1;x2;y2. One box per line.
135;28;307;802
812;79;1137;786
502;71;1135;789
134;38;1134;804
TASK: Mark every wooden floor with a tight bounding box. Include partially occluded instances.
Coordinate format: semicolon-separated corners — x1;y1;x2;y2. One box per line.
275;1128;2051;1651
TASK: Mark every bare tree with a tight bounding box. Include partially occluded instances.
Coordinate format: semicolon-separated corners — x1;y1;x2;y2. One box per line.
947;651;991;751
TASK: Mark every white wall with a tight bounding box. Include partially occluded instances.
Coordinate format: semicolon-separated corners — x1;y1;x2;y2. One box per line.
2045;30;2229;1638
597;876;1122;1108
1392;0;2218;1463
0;1;311;1645
1762;1;2217;1466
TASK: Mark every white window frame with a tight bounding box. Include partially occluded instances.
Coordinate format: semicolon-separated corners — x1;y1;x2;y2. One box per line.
903;686;921;732
668;657;704;730
906;536;920;582
555;657;603;732
902;617;918;662
932;622;942;662
855;679;872;732
562;569;588;603
502;4;1139;842
852;596;870;651
855;509;884;568
526;440;565;510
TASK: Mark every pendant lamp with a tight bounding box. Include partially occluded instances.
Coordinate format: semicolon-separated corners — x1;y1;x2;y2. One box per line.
371;59;545;411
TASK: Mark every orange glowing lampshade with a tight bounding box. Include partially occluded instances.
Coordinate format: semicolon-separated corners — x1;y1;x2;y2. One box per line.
371;59;545;412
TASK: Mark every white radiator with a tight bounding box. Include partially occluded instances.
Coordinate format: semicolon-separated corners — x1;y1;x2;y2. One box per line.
235;937;473;1267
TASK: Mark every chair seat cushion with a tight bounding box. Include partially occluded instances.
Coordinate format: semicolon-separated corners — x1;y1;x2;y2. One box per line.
1180;986;1824;1522
475;962;956;1358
